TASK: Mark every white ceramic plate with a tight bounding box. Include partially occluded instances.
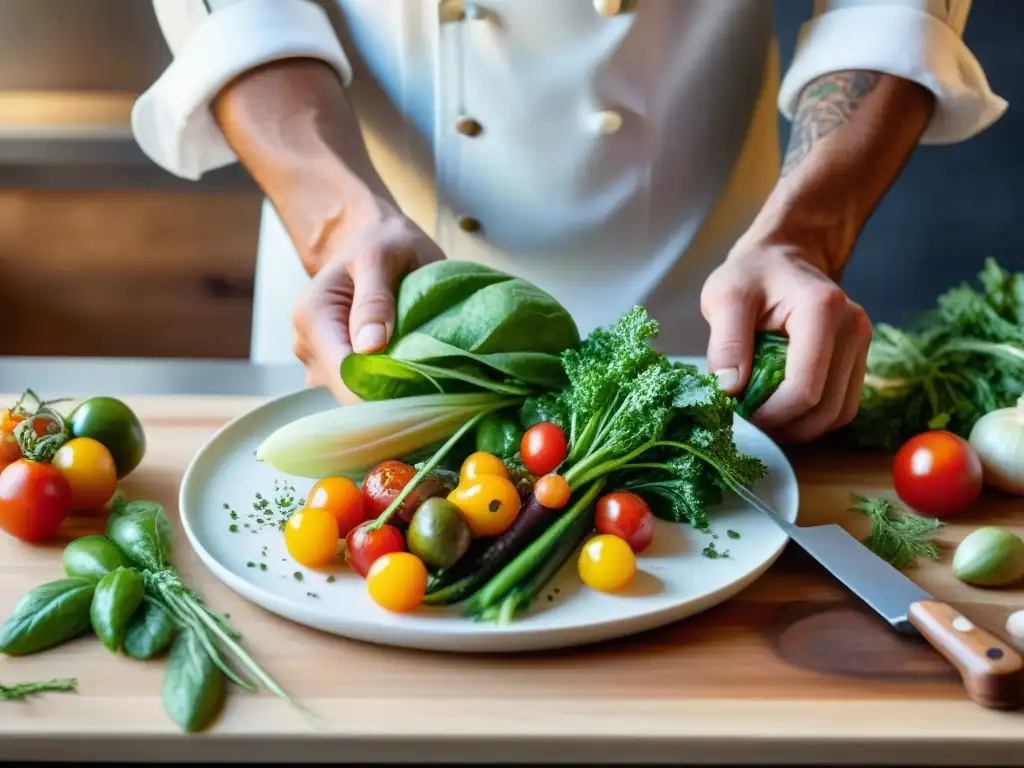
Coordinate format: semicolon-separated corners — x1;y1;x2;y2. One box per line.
179;386;798;653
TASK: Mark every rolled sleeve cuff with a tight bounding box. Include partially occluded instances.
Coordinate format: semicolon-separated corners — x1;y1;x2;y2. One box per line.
778;5;1008;145
132;0;352;180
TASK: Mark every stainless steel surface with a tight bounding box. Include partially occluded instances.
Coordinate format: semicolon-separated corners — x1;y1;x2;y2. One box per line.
0;356;307;399
732;482;933;634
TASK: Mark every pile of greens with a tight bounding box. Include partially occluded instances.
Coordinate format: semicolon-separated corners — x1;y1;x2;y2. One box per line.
739;258;1024;449
0;497;302;732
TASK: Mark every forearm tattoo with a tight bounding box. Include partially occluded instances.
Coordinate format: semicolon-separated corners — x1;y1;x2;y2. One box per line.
780;71;882;176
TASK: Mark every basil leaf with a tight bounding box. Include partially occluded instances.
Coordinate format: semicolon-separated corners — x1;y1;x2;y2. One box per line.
123;597;175;660
162;629;224;732
107;503;174;571
0;579;96;656
90;566;145;652
62;534;131;582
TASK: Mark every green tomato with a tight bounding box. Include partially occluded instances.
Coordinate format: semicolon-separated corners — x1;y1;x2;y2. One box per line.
67;397;146;479
406;498;472;570
475;413;524;460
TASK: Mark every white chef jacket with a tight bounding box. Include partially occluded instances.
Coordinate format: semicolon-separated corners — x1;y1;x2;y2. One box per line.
132;0;1005;364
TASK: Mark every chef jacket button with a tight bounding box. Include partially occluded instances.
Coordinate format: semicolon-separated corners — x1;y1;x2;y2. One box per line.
589;110;623;135
439;0;466;22
593;0;623;16
458;216;481;233
455;116;483;137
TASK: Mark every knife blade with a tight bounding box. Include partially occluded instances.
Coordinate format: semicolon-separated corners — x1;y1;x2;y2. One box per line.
732;481;1024;710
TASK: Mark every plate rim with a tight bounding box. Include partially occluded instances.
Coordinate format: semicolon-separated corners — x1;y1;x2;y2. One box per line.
178;385;797;653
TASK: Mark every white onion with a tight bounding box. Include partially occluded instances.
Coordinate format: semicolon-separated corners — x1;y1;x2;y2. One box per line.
968;397;1024;495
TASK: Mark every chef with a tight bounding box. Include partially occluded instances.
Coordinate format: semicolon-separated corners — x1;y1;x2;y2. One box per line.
131;0;1004;442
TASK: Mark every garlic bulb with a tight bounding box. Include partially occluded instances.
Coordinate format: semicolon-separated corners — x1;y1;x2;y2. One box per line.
968;397;1024;495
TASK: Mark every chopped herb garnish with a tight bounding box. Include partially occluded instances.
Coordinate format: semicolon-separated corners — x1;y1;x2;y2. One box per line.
246;561;255;568
259;563;268;571
702;542;729;559
293;571;304;581
228;524;239;533
727;529;740;539
326;575;336;583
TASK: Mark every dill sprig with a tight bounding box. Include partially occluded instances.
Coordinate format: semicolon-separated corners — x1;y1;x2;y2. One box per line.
849;494;943;569
0;677;77;702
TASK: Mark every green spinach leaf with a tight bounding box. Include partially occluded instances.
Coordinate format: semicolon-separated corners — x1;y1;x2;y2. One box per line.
162;628;225;732
0;579;96;656
90;566;145;652
123;597;175;660
107;502;174;571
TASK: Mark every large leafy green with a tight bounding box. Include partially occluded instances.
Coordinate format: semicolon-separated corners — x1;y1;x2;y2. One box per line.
342;261;580;401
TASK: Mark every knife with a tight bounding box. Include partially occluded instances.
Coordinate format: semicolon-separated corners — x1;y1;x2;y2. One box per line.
732;481;1024;709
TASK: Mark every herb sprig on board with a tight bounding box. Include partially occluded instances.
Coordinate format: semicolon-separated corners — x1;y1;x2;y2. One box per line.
849;494;943;569
0;677;77;702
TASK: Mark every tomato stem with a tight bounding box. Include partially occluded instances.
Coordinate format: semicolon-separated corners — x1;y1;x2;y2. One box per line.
368;411;488;530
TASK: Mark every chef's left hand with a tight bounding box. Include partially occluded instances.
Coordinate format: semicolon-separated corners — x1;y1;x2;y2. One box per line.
699;244;873;444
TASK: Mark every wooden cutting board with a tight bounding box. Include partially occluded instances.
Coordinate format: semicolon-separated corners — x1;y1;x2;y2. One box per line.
1;396;1023;764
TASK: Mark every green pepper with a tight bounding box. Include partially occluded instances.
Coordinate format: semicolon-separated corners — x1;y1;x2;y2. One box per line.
475;412;523;459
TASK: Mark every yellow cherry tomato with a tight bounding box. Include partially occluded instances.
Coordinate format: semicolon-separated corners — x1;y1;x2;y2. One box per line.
578;534;636;593
460;451;509;482
284;506;340;568
447;475;521;537
366;552;427;613
51;437;118;512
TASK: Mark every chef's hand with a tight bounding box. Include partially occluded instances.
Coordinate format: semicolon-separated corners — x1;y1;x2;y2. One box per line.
291;202;445;404
700;244;873;444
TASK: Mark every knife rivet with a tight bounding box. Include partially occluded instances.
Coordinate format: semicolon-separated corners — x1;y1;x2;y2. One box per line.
986;647;1004;660
952;615;974;633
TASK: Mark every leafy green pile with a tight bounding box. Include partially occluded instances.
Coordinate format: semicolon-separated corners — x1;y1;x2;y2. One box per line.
341;260;580;400
739;258;1024;448
0;497;303;732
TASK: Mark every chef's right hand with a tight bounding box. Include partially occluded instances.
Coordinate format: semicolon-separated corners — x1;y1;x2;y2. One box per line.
291;202;445;404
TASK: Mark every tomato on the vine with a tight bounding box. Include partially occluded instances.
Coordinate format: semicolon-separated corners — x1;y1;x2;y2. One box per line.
306;476;366;537
0;459;73;542
366;552;428;613
893;430;983;518
51;437;118;512
345;521;406;577
285;506;340;568
520;422;568;477
595;491;655;553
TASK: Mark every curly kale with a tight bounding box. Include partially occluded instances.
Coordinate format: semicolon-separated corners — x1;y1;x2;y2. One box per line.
521;306;767;529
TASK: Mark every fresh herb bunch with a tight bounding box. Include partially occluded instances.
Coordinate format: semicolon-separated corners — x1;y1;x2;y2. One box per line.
738;258;1024;449
0;497;305;732
849;494;942;569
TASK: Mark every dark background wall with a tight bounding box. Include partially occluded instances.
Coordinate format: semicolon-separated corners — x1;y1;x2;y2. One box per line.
774;0;1022;327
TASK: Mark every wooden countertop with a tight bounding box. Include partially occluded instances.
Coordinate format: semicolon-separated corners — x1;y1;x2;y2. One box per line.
2;396;1023;764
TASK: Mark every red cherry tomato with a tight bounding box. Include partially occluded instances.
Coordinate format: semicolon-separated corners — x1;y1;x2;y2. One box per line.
892;430;983;518
520;422;568;477
345;521;406;577
360;460;455;526
0;459;73;542
307;476;366;537
594;491;655;553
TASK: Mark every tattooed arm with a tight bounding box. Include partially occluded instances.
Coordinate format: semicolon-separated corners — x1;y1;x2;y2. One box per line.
752;71;935;277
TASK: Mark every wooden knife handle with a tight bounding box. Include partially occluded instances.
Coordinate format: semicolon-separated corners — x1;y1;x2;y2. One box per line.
909;600;1023;709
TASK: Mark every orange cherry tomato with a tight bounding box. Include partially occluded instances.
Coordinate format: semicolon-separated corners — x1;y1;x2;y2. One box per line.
284;506;340;568
447;474;521;537
306;476;366;537
0;409;23;467
460;451;509;482
366;552;428;613
533;474;571;510
51;437;118;512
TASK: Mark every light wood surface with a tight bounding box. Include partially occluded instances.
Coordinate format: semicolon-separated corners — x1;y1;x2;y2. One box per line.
1;396;1023;764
